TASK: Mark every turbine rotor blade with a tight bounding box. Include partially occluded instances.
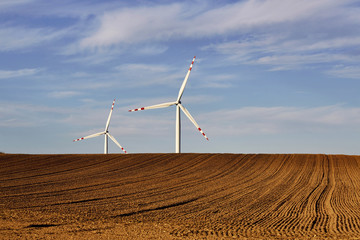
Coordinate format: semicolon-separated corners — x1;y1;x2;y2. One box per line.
73;131;105;142
128;101;176;112
107;133;127;154
105;99;115;131
177;56;196;102
178;103;209;141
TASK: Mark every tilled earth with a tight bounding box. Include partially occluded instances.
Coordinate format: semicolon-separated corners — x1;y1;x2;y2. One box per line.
1;153;360;239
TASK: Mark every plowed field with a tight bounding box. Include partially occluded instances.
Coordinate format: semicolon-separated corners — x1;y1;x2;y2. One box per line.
1;153;360;239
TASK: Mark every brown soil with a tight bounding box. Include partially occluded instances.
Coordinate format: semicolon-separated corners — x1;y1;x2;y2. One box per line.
1;153;360;239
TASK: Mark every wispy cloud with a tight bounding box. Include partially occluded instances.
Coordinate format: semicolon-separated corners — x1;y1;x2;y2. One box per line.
0;68;41;79
204;105;360;136
0;25;70;52
0;101;71;127
327;65;360;79
79;3;184;48
66;0;360;74
0;0;34;8
203;34;360;71
196;73;235;88
197;0;359;72
116;63;169;74
3;0;359;71
78;0;352;47
114;62;182;87
69;103;360;140
48;91;82;99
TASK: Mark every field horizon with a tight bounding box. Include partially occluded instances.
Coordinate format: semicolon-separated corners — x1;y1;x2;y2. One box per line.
2;153;360;239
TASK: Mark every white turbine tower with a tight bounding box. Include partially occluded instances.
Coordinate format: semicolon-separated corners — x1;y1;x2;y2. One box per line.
73;99;127;154
129;56;208;153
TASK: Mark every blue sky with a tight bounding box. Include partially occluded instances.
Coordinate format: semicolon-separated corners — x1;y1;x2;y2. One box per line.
1;0;360;154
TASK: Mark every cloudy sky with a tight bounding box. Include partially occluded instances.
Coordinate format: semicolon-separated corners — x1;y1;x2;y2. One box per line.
1;0;360;154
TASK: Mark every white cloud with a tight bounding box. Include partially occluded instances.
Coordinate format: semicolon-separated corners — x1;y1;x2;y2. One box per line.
63;48;123;65
0;26;69;52
133;45;168;55
203;32;360;70
68;103;360;145
195;1;360;72
114;62;182;87
254;53;356;71
0;68;41;79
79;4;184;48
0;0;33;8
0;102;71;127
63;43;168;64
116;63;169;73
197;74;235;88
190;0;338;36
78;0;350;49
2;0;359;71
48;91;82;99
69;0;360;73
327;65;360;79
204;105;360;136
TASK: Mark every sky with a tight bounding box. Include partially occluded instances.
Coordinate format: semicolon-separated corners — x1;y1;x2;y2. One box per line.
1;0;360;154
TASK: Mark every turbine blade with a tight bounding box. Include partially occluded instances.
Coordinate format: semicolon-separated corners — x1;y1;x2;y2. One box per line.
178;104;209;141
73;131;104;142
107;133;127;154
128;101;176;112
105;99;115;131
177;56;196;102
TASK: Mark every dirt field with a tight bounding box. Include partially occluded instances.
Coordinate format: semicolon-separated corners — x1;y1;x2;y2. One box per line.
1;153;360;239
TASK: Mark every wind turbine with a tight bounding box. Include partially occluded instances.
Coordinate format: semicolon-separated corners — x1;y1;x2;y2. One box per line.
73;99;127;154
129;56;208;153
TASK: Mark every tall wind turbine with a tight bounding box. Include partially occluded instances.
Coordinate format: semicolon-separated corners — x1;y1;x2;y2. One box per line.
73;99;127;154
129;56;208;153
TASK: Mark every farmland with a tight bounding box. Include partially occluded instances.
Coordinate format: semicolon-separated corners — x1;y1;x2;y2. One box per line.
1;153;360;239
